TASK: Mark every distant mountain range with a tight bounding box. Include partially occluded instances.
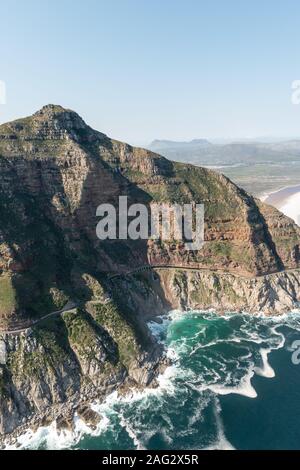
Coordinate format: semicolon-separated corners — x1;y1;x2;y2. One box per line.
149;139;211;151
147;139;300;166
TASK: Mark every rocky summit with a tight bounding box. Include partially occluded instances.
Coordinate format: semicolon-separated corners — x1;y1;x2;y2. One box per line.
0;104;299;439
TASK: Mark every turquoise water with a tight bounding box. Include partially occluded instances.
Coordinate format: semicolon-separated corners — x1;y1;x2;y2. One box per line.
17;310;300;450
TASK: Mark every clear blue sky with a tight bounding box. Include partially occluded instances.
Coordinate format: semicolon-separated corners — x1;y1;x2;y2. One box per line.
1;0;300;144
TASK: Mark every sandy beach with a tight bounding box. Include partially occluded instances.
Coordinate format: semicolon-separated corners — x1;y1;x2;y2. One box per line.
263;184;300;226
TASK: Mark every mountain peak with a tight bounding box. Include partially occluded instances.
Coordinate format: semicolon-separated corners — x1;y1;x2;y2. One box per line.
33;104;87;130
0;105;107;143
34;104;71;117
31;104;108;142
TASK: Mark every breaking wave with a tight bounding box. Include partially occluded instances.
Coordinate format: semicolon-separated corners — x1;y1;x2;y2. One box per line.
8;309;300;450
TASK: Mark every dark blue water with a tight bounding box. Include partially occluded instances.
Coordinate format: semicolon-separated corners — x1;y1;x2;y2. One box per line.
17;311;300;450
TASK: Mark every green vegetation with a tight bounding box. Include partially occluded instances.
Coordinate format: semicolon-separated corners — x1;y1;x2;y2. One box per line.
0;366;9;398
7;307;119;382
7;302;140;381
8;319;71;380
0;274;17;318
62;308;108;363
93;302;139;369
209;241;232;258
189;276;243;305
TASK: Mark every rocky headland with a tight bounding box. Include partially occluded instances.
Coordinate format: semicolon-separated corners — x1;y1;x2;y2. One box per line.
0;104;299;443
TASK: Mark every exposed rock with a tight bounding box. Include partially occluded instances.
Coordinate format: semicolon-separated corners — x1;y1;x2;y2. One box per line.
0;340;6;364
56;414;74;434
76;404;100;430
0;105;299;441
111;268;300;317
156;268;300;315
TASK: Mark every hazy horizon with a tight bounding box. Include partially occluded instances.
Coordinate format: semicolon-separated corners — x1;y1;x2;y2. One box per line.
144;135;300;147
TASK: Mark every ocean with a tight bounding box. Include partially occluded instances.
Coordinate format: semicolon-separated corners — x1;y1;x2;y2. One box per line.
13;309;300;450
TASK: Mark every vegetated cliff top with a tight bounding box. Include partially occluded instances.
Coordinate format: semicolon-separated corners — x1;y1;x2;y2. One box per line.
0;104;299;326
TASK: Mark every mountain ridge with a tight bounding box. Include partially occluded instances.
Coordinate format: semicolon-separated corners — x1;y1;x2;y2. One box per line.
149;138;212;151
0;105;299;441
0;104;299;329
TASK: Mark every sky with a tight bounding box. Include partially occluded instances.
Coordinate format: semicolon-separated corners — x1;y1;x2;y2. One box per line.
1;0;300;145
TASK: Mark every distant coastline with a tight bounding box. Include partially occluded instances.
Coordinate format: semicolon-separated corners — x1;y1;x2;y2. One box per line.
263;184;300;225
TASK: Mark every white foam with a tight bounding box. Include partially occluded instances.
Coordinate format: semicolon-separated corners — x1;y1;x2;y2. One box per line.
148;315;171;342
5;402;111;450
119;415;145;450
259;185;299;204
254;348;275;378
206;367;258;399
205;398;235;450
7;309;300;450
278;191;300;225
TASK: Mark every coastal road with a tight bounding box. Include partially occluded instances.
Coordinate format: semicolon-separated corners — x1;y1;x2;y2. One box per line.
108;264;255;280
0;297;113;336
0;300;77;335
108;264;300;280
2;263;300;335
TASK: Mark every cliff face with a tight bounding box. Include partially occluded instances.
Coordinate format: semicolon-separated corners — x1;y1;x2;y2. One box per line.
0;104;299;328
113;268;300;318
0;104;299;439
0;302;162;436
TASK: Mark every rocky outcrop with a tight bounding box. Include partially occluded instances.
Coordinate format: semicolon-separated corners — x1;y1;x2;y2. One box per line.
158;268;300;314
0;304;163;438
76;404;101;430
110;267;300;317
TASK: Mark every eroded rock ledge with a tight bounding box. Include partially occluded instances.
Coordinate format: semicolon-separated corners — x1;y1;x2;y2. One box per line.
112;268;300;316
0;302;166;443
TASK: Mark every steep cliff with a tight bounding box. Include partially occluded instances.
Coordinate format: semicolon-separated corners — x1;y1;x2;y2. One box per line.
0;105;299;328
0;104;299;439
